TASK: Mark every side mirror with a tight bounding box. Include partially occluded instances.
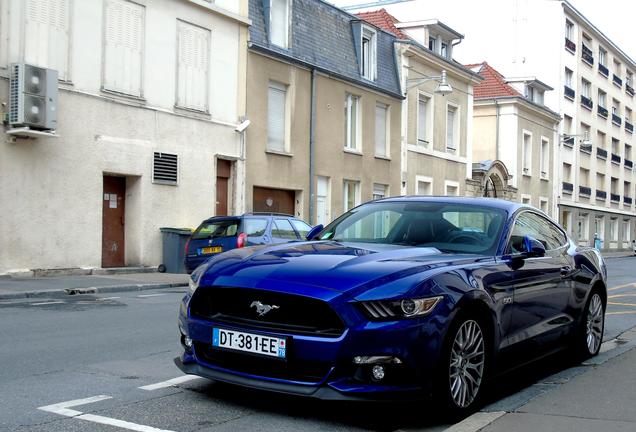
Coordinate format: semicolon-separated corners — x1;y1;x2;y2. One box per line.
306;224;324;241
521;235;546;258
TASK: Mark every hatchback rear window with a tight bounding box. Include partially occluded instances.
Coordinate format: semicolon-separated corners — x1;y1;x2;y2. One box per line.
243;219;268;237
192;220;239;239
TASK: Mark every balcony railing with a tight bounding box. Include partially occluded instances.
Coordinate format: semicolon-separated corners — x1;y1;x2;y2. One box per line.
582;45;594;65
598;105;608;118
596;190;607;200
612;153;622;164
579;186;592;196
613;113;623;125
564;85;575;100
611;193;621;202
565;38;576;52
625;159;633;169
597;147;608;159
627;121;634;133
599;64;609;77
563;136;575;147
563;182;574;193
613;74;623;87
627;84;635;97
580;95;593;110
625;196;633;205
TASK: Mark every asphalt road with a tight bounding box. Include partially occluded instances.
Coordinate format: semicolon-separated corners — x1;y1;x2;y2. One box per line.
1;257;635;432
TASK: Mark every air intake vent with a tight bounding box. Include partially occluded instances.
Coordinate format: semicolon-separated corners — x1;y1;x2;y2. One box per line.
153;152;178;185
9;64;20;124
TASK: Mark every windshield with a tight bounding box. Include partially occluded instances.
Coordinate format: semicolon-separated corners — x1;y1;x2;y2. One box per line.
317;201;506;255
192;219;239;239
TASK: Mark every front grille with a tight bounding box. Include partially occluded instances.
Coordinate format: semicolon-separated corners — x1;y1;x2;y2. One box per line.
190;287;345;338
194;342;332;383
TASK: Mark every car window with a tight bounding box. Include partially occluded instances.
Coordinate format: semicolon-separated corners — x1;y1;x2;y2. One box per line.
290;219;312;238
192;220;238;239
243;218;268;237
272;219;298;239
509;212;562;252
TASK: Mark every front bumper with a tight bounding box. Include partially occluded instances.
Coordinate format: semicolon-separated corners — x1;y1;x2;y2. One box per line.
177;293;450;400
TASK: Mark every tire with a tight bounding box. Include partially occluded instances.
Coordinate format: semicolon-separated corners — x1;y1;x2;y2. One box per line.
573;289;605;359
436;313;489;418
157;264;166;273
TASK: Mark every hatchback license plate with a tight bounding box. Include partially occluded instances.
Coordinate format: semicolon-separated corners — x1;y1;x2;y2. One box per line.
212;328;287;359
200;246;222;254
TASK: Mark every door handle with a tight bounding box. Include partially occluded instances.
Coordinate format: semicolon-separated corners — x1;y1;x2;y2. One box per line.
560;266;572;277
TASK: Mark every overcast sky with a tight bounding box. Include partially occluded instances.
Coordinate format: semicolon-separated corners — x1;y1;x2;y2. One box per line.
331;0;636;61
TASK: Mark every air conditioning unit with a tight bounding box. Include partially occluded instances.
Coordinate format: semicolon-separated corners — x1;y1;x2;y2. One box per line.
9;63;58;131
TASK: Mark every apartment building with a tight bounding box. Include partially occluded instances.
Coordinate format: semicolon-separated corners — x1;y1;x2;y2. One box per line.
341;0;636;251
469;62;561;217
245;0;403;226
356;9;481;198
0;0;249;272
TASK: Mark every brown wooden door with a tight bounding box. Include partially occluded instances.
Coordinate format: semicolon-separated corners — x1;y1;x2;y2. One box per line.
102;176;126;268
253;187;295;215
216;159;231;216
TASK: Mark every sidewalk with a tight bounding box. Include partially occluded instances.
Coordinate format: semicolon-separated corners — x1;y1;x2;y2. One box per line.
448;327;636;432
0;272;189;300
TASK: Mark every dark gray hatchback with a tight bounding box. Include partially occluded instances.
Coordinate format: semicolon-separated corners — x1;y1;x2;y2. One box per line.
184;213;312;274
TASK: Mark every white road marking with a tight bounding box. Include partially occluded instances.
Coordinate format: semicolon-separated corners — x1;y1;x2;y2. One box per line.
38;395;176;432
608;283;636;291
137;294;166;298
139;375;201;391
98;296;121;301
31;301;65;306
442;411;507;432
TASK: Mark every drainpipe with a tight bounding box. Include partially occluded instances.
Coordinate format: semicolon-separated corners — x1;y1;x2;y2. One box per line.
308;68;317;225
495;99;500;161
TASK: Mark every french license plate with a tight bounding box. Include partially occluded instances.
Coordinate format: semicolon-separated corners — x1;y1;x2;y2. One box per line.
200;246;222;255
212;328;287;359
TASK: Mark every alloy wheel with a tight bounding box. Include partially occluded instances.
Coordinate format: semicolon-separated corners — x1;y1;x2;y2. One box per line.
448;319;485;408
586;293;604;354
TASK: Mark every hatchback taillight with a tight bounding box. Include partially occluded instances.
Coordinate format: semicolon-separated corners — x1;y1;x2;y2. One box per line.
184;239;191;255
237;232;247;248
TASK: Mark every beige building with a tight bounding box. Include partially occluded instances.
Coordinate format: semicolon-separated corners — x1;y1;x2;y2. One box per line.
245;0;404;226
468;62;561;217
357;11;482;198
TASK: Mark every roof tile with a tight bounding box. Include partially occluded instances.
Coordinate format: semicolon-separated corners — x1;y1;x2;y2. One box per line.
467;62;521;99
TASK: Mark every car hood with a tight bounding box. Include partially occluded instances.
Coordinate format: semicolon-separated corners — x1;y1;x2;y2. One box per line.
197;241;488;301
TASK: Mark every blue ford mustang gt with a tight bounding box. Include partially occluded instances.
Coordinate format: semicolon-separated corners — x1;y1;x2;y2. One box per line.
176;197;607;414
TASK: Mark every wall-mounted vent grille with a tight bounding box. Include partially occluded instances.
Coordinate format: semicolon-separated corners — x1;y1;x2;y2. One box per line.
9;64;20;124
153;152;178;185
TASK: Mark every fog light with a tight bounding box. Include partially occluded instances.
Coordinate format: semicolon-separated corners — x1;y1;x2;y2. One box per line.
353;356;402;364
371;364;385;381
184;336;193;349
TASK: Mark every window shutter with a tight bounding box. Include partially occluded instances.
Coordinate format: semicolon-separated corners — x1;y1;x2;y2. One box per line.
177;21;210;112
153;152;178;185
375;104;387;156
24;0;70;79
104;0;144;96
267;82;286;152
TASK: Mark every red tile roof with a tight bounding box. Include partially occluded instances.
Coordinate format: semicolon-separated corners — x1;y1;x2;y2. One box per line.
467;62;521;99
355;9;409;39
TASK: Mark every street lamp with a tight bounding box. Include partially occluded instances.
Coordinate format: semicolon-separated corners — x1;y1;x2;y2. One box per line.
561;131;592;149
406;69;453;95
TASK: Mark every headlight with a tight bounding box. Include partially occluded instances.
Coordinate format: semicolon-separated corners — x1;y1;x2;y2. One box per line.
360;296;443;320
188;278;199;294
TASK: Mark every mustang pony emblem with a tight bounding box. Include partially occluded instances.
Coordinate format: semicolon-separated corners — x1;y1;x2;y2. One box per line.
250;301;280;316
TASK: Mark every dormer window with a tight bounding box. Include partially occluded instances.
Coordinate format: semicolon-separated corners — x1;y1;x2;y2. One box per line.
526;85;544;104
361;26;377;81
441;42;448;59
270;0;290;49
428;36;436;51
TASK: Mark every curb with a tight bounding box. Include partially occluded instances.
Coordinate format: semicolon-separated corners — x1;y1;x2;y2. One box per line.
0;282;187;300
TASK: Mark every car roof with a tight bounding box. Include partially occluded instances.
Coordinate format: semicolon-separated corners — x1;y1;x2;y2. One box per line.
375;195;527;213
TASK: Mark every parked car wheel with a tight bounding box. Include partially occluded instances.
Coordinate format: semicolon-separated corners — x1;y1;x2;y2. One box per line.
438;314;488;416
574;289;605;359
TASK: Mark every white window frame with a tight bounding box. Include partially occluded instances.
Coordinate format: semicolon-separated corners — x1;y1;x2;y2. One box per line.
539;197;549;213
360;25;377;81
581;79;591;98
622;220;631;243
343;179;361;212
522;130;532;176
269;0;290;49
372;183;388;200
599;47;607;66
444;180;460;196
565;68;573;87
446;102;460;153
440;42;448;58
520;194;532;205
415;175;433;195
374;102;389;158
610;217;619;245
428;36;436;52
578;213;589;243
565;20;574;41
417;91;433;148
267;80;289;153
345;93;361;152
540;136;549;180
